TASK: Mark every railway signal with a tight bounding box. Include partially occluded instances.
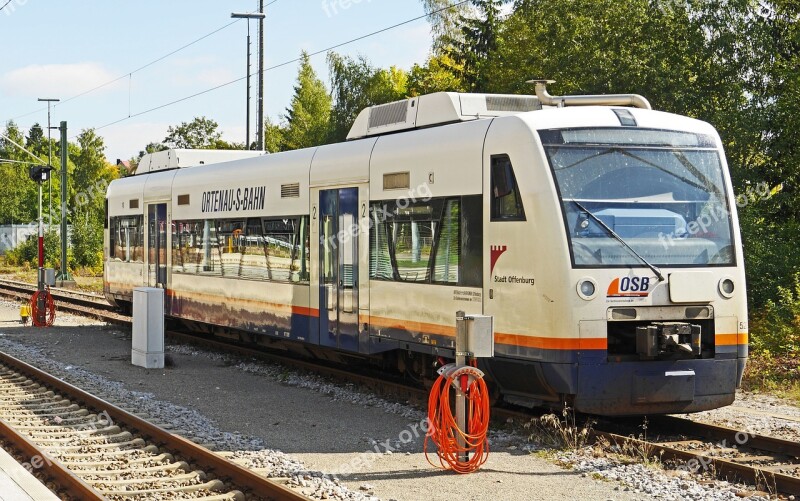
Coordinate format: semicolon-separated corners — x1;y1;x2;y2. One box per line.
29;163;57;326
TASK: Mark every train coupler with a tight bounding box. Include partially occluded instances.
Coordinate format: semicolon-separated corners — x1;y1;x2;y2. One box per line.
636;322;701;359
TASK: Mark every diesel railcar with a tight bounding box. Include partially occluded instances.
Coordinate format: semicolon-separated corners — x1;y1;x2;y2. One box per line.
105;83;748;415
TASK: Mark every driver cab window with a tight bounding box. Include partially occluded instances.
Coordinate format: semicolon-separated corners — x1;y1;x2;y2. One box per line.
491;155;525;221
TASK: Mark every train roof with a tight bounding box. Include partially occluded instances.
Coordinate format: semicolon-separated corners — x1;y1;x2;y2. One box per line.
136;148;266;174
346;83;660;140
346;92;542;140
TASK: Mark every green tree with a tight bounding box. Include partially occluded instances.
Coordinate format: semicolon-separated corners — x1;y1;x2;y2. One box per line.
421;0;470;53
282;52;332;151
441;0;504;92
163;117;223;149
26;123;45;156
0;121;39;224
327;53;409;142
70;129;117;269
409;53;466;95
263;117;286;154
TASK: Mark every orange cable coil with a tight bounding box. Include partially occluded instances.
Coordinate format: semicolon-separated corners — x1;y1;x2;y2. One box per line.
30;290;56;327
424;363;490;473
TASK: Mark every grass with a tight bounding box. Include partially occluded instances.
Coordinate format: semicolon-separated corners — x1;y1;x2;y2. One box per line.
527;405;595;451
742;352;800;405
0;262;104;294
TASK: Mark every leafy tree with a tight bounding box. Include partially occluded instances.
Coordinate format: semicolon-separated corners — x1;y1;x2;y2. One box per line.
327;53;409;142
441;0;504;92
0;121;39;224
282;52;332;151
69;129;118;268
409;53;466;95
263;117;286;153
163;116;224;149
139;142;168;158
421;0;470;53
26;123;45;156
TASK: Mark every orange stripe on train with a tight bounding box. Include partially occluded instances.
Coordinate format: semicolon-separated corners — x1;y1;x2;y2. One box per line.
716;333;748;346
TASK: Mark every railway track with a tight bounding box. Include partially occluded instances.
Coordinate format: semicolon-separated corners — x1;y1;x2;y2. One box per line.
0;279;128;324
1;278;799;497
0;350;308;500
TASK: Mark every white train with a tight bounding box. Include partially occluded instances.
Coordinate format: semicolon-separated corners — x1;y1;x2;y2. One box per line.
105;82;748;415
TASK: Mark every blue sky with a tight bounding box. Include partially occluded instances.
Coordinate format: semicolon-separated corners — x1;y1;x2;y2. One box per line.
0;0;433;161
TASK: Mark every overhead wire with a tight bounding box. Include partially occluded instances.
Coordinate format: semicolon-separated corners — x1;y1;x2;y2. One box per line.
6;12;258;122
90;0;469;134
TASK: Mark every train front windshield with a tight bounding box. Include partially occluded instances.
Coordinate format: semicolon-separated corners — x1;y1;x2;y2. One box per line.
540;128;735;267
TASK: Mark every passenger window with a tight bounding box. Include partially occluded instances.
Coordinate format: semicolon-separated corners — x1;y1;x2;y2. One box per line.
109;216;144;263
368;196;482;287
491;155;525;221
171;217;310;283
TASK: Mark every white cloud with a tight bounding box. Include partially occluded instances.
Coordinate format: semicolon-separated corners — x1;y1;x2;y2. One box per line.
100;121;169;163
0;63;120;98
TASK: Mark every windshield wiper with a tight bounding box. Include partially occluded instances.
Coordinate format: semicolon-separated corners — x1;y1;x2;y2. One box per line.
570;199;665;282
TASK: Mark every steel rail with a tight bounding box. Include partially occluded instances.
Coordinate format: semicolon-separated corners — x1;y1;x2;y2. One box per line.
592;429;800;496
0;415;103;500
651;415;800;458
0;351;310;501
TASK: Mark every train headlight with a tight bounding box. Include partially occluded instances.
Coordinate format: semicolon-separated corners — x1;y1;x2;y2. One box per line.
719;278;735;299
577;278;597;300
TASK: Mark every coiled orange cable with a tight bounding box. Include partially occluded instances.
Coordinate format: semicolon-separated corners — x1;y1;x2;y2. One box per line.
30;290;56;327
424;364;490;473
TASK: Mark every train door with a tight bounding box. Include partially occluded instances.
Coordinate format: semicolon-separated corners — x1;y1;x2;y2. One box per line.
318;187;360;352
147;202;168;288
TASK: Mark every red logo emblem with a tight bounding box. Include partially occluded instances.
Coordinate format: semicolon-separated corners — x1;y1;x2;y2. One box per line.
490;245;507;274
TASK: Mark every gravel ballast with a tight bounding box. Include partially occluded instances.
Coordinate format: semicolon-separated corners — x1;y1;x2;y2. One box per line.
0;299;792;500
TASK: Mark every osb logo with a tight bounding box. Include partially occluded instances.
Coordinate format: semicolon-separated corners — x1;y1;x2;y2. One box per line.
607;276;651;298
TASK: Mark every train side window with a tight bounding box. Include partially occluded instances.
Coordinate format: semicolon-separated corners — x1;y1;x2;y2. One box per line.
370;198;481;287
263;217;310;283
369;204;395;281
460;195;483;287
109;216;117;260
491;155;526;221
433;199;460;284
172;220;220;276
215;219;246;278
371;201;437;283
110;216;144;263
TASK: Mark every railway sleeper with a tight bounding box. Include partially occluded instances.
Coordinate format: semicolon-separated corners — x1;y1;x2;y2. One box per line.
43;436;146;452
4;414;105;428
52;443;159;459
2;400;78;413
60;452;174;468
85;469;206;486
0;382;49;393
0;374;34;384
98;478;227;497
178;493;245;501
71;459;190;476
28;425;122;438
0;397;72;408
0;388;56;399
4;405;87;417
34;430;133;446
